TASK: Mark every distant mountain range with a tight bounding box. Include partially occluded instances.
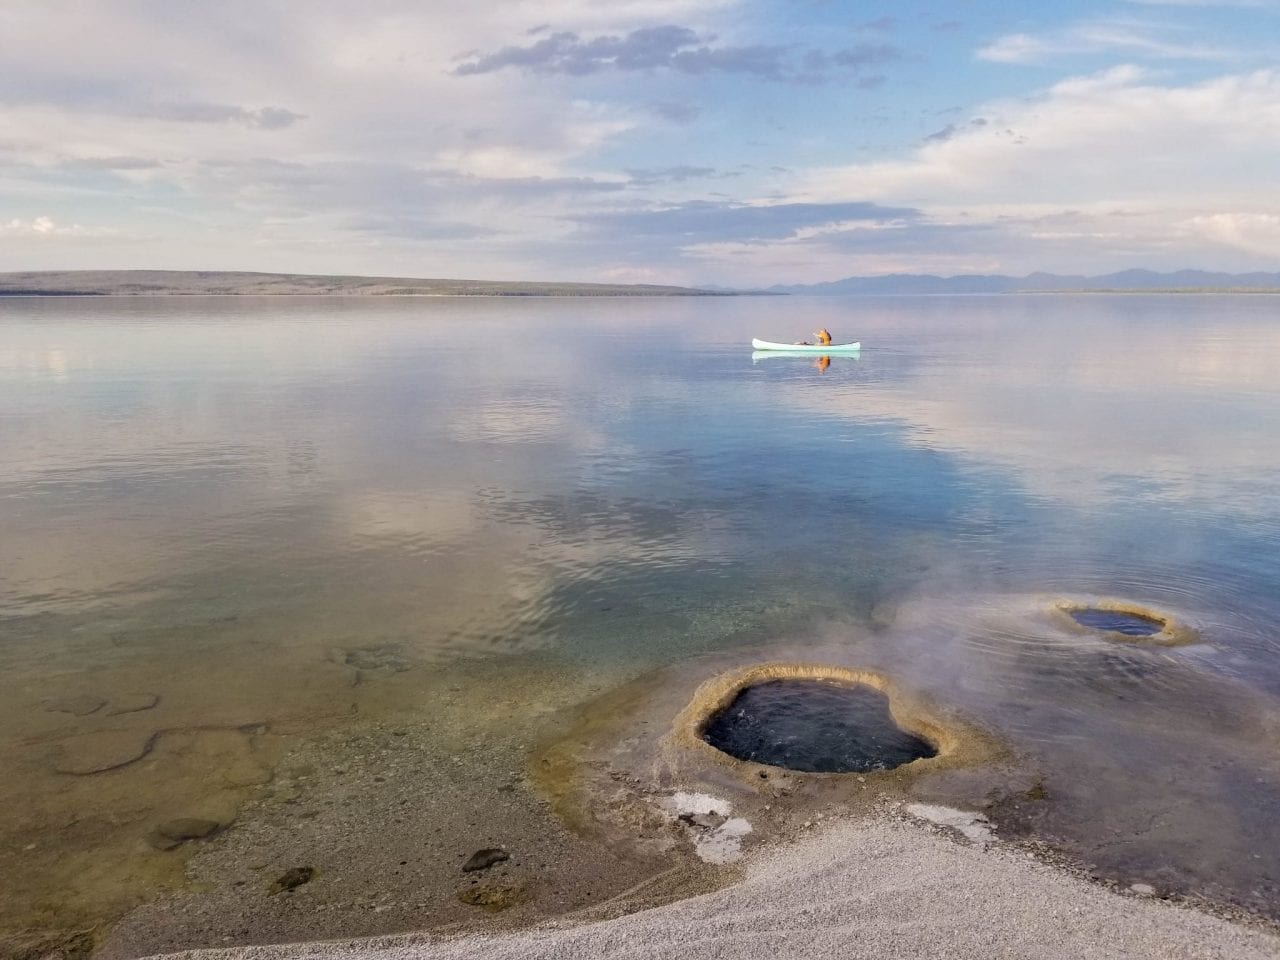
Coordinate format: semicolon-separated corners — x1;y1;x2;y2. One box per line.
770;269;1280;295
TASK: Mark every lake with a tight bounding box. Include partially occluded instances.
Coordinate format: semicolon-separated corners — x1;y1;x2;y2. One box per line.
3;294;1279;953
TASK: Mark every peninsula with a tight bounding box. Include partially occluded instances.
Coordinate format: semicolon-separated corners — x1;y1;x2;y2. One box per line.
0;270;726;298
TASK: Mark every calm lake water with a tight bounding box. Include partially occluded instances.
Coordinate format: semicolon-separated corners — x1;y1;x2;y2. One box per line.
3;294;1280;940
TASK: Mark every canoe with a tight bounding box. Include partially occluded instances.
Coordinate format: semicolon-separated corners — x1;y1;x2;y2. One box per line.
752;350;860;362
751;338;861;352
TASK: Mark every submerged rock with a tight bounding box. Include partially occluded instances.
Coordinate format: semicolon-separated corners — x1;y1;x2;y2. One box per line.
53;730;158;775
462;848;510;872
41;695;106;716
147;818;224;850
341;645;411;672
269;866;315;894
106;692;160;715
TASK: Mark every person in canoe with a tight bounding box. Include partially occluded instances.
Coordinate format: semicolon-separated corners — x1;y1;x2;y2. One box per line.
792;328;834;346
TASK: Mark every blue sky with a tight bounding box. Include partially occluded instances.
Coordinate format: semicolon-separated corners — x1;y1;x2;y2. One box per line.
2;0;1279;284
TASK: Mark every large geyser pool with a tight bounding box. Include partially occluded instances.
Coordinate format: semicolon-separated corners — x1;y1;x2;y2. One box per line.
701;679;938;773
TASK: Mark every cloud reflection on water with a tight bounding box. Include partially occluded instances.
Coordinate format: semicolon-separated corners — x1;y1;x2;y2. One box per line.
768;297;1280;515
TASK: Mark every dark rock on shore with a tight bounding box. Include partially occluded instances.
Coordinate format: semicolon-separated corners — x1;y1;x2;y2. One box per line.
269;866;315;894
678;812;727;831
462;848;510;872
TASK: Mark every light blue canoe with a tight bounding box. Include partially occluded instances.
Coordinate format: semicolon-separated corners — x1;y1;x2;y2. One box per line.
751;338;861;353
751;350;861;362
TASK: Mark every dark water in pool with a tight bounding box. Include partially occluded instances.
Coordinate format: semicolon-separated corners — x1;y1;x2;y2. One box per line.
2;293;1280;928
702;680;937;772
1070;608;1163;636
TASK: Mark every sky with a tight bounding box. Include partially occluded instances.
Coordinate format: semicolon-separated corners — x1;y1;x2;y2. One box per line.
2;0;1279;286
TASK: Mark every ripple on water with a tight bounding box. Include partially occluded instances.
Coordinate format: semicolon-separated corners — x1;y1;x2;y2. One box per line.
1054;566;1279;664
878;590;1234;747
870;584;1280;918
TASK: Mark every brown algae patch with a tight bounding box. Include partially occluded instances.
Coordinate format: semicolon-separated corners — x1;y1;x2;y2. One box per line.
670;663;970;781
456;884;530;913
1050;598;1199;647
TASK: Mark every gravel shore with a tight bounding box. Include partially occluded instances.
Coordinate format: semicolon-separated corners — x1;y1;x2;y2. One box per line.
153;815;1280;960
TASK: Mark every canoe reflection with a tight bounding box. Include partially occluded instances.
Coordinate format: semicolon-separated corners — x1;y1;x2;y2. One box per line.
752;350;860;373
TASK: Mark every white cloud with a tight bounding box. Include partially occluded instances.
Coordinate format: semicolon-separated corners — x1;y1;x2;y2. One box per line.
978;20;1233;63
0;216;116;237
0;0;745;277
772;68;1280;274
679;238;1005;282
1124;0;1274;7
1;2;1277;282
796;68;1280;206
1183;213;1280;258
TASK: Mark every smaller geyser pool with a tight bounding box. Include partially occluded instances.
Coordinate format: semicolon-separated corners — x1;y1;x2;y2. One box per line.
1068;608;1164;637
1051;599;1198;647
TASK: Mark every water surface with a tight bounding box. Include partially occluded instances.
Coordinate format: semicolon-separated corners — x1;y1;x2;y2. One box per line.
3;294;1279;942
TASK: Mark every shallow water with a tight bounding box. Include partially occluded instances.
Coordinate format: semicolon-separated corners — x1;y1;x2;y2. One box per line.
3;293;1280;938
